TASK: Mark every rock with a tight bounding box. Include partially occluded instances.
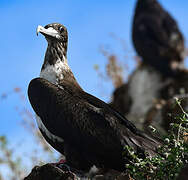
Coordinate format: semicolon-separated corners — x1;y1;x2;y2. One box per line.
24;164;76;180
24;163;130;180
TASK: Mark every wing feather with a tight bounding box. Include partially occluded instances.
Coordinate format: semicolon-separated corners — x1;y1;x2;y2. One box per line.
28;78;161;169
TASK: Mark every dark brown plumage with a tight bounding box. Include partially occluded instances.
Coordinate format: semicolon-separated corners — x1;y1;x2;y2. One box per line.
28;23;162;172
132;0;185;76
28;77;161;171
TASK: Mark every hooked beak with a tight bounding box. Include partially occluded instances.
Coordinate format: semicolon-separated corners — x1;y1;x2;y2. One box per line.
36;25;60;39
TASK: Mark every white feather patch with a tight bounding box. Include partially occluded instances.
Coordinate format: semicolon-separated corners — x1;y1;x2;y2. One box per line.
36;115;64;143
40;58;69;84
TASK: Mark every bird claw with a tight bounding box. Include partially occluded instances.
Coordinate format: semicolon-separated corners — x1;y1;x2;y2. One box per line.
56;163;79;180
51;162;79;179
57;163;71;172
51;159;70;171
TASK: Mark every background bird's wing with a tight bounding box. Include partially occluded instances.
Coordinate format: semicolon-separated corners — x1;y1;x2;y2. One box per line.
162;12;184;51
133;13;184;57
133;14;168;48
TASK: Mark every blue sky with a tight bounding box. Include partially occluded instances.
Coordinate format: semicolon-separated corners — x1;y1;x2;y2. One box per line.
0;0;188;162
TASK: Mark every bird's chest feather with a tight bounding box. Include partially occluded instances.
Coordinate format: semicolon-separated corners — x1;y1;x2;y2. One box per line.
40;59;66;84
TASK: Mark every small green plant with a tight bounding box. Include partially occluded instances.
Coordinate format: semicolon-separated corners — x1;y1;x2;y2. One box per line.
124;97;188;180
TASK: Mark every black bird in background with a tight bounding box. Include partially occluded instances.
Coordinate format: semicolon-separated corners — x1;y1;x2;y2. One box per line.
28;23;161;172
132;0;185;77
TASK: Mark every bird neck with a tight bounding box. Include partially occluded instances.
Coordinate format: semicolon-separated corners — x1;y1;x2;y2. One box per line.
40;42;71;84
43;41;68;67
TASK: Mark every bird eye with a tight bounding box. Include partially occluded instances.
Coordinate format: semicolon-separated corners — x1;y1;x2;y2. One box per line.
59;27;64;33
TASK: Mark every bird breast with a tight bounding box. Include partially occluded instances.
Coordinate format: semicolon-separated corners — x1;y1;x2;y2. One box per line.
40;59;69;84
